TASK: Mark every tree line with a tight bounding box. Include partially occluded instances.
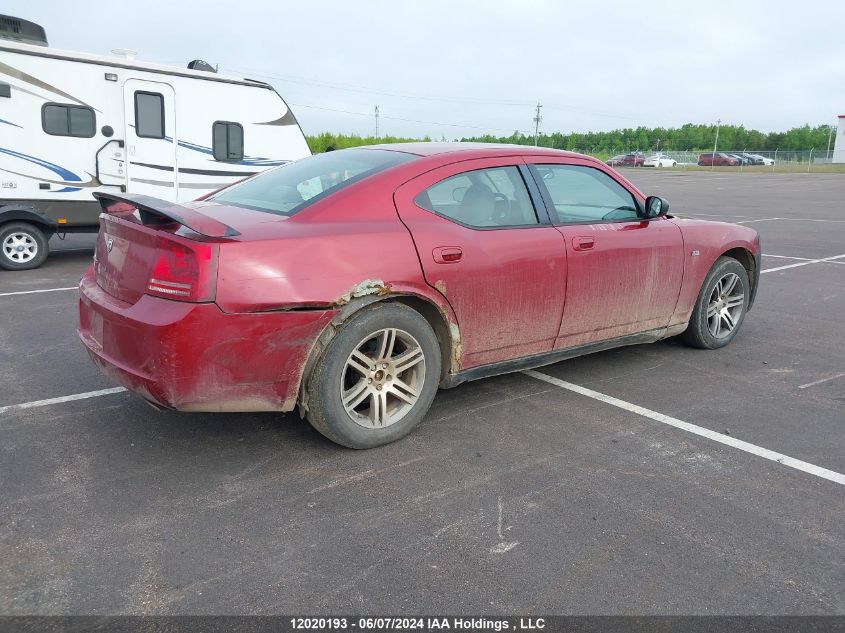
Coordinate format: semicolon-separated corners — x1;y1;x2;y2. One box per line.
307;123;835;154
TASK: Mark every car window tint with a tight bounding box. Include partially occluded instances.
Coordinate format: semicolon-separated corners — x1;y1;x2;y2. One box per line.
533;164;639;223
414;166;538;228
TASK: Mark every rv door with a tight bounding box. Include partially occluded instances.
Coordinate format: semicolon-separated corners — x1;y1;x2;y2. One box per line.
123;80;177;200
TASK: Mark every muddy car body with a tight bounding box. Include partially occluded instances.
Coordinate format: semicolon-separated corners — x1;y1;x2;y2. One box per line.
78;143;760;447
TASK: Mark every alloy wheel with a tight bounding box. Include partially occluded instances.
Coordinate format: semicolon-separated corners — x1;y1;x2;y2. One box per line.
2;232;38;264
706;272;744;339
341;327;426;428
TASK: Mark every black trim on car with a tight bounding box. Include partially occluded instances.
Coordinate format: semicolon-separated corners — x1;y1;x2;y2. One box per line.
749;239;761;310
518;163;552;225
441;328;667;388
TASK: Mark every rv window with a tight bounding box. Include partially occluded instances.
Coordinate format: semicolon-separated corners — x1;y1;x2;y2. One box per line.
134;92;165;139
41;103;95;138
212;122;244;162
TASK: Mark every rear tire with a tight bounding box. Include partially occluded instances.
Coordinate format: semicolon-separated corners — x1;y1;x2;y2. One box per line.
304;303;442;449
682;257;750;350
0;222;49;271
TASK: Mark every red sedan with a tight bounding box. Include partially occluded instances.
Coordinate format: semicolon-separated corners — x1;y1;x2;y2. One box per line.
78;144;760;448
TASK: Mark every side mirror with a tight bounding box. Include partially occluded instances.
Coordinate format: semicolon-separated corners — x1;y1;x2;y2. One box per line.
644;195;669;218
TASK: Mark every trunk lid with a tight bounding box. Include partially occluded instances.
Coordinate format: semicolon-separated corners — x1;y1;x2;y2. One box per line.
93;194;229;304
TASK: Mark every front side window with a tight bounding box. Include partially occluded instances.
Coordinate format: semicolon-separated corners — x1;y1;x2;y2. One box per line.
210;148;414;216
414;166;538;228
212;121;244;161
134;91;164;138
532;164;639;223
42;103;95;137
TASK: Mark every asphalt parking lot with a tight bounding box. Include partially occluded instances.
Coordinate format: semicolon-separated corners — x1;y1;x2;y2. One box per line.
1;171;843;615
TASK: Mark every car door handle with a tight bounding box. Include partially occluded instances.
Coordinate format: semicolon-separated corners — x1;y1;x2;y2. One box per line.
432;246;463;264
573;236;595;251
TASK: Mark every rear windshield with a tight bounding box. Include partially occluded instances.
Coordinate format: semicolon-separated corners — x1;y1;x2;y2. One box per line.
209;148;415;216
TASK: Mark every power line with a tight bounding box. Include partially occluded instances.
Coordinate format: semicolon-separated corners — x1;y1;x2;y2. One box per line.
221;63;639;121
221;64;534;107
290;103;531;134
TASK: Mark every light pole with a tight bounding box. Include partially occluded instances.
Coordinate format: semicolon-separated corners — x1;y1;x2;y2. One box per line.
712;118;721;170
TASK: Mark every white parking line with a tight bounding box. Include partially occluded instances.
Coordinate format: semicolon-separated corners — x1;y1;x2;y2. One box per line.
763;254;845;265
0;387;127;415
523;370;845;486
761;254;845;274
798;373;845;390
0;286;77;298
736;218;780;224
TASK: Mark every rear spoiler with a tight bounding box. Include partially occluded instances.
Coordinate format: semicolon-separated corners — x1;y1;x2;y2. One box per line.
93;192;240;238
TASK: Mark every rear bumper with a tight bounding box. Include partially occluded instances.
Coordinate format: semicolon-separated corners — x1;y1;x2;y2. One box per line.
78;268;336;412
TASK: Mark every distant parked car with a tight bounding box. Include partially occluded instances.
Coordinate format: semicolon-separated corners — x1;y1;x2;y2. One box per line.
726;153;753;166
643;154;677;168
617;152;646;167
607;155;627;166
698;152;739;167
734;152;764;166
747;153;775;166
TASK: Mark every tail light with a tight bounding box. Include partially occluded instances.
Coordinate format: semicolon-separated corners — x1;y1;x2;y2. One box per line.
147;236;218;302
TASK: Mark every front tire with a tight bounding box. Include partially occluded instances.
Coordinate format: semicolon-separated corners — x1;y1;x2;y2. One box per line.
0;222;49;271
304;303;442;449
682;257;750;349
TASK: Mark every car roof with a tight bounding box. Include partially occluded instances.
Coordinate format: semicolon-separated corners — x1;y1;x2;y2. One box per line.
358;142;585;159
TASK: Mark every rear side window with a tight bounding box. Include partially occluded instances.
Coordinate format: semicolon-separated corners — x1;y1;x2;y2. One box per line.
212;121;244;162
210;148;414;216
532;164;639;224
415;166;538;228
42;103;95;137
134;91;164;138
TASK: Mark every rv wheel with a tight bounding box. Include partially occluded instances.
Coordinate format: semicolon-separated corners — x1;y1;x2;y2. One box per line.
0;222;50;271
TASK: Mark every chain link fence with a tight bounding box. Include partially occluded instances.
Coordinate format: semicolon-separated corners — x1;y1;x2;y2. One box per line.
593;149;839;170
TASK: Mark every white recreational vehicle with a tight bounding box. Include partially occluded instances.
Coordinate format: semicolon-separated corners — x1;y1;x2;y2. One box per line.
0;15;311;270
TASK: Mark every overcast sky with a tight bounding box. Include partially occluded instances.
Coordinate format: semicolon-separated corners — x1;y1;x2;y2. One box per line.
8;0;845;138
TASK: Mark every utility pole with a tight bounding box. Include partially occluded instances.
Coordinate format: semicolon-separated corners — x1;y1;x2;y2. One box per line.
374;105;379;138
712;118;721;169
533;102;543;146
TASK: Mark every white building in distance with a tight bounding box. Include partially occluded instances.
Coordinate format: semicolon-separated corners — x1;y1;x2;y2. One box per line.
834;115;845;163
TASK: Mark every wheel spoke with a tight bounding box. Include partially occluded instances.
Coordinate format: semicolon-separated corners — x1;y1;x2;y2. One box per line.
389;378;417;405
725;294;744;309
722;274;739;296
369;391;389;426
393;347;424;374
710;314;721;337
706;302;719;319
347;349;372;376
722;310;736;331
342;379;370;412
377;328;397;361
